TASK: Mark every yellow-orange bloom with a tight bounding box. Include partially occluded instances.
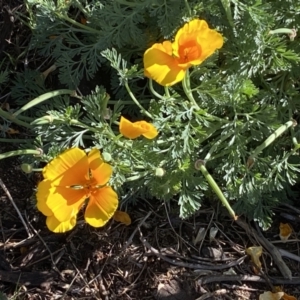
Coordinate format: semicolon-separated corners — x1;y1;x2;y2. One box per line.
144;19;224;86
119;116;158;139
36;148;118;233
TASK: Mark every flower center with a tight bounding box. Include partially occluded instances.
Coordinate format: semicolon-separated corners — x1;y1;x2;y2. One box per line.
70;178;102;196
178;40;201;64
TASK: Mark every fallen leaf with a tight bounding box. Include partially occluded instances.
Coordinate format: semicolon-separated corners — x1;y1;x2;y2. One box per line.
193;227;206;245
80;16;87;24
223;267;237;275
41;64;57;80
279;223;292;242
0;125;19;134
113;211;131;225
274;286;297;300
259;291;284;300
282;293;297;300
209;227;218;242
7;128;19;134
246;246;263;273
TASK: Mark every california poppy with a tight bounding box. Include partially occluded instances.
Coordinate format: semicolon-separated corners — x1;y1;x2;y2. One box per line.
144;19;224;86
36;148;118;232
119;116;158;139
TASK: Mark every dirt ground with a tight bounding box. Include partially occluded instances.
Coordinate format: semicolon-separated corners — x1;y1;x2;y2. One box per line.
0;149;300;300
1;1;300;299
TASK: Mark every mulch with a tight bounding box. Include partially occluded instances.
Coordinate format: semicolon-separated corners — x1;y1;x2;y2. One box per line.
0;151;300;300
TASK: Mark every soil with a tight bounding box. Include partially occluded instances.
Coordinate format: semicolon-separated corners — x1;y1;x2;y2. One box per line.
1;148;300;300
1;1;300;299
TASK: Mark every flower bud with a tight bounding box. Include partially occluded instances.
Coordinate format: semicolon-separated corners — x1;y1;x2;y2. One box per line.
155;167;165;177
102;152;112;162
31;115;54;125
21;163;33;174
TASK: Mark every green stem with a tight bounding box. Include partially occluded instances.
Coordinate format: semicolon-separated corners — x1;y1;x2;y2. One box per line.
116;0;138;7
183;0;192;16
73;0;89;15
13;90;76;117
269;28;295;35
108;99;150;104
269;28;296;41
0;149;42;161
182;70;200;109
204;131;234;161
0;108;32;128
126;171;148;182
164;87;170;98
192;110;229;124
70;119;128;148
249;120;294;160
0;138;33;143
57;13;101;34
149;79;164;99
125;82;153;119
220;0;234;27
195;160;236;220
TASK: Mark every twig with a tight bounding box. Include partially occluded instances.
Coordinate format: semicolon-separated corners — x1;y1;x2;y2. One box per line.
281;203;300;214
198;274;300;285
121;211;152;252
140;237;246;270
26;217;60;273
0;178;32;237
279;248;300;263
195;289;227;300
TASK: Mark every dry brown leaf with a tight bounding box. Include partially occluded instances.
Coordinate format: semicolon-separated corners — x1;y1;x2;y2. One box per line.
259;291;284;300
0;125;19;134
274;286;297;300
279;223;292;242
246;246;263;273
113;210;131;226
80;16;87;24
282;293;297;300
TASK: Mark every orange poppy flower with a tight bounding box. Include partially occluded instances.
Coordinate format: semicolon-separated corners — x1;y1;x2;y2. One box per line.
143;19;224;86
119;116;158;139
36;148;118;233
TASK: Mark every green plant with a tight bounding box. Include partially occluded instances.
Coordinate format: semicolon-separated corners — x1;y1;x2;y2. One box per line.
1;0;300;229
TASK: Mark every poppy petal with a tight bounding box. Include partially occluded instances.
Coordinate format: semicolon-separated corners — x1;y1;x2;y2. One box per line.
196;31;224;61
120;117;158;139
174;19;223;65
144;41;186;86
135;121;158;139
40;185;86;222
36;180;54;216
84;186;118;227
119;116;144;139
43;148;89;186
46;215;77;233
113;210;131;225
88;149;112;186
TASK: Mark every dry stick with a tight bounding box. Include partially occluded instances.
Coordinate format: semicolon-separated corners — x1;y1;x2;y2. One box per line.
196;289;227;300
140;237;246;270
26;219;60;274
236;218;292;279
279;249;300;263
121;211;152;252
0;178;32;237
198;274;300;286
